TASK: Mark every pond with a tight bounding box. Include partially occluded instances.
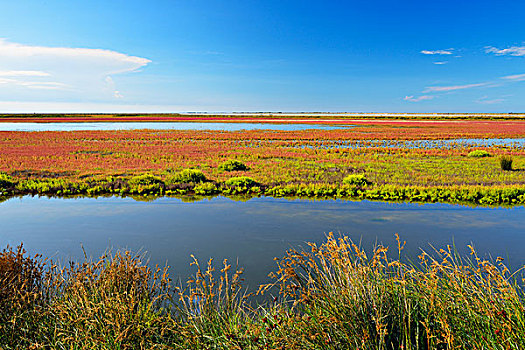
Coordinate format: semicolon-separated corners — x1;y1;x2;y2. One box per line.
0;122;350;132
1;196;525;289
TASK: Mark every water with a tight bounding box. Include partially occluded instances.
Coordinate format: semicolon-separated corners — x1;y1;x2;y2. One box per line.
1;196;525;289
0;122;350;132
296;138;525;149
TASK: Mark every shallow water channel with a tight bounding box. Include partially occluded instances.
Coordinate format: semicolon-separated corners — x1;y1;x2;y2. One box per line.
0;122;349;131
1;196;525;289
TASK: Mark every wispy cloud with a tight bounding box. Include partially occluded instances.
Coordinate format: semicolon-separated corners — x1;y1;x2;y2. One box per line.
423;82;489;93
0;39;150;100
476;96;505;105
485;46;525;57
404;95;435;102
433;61;448;65
501;73;525;81
0;77;67;90
421;49;454;55
0;70;50;77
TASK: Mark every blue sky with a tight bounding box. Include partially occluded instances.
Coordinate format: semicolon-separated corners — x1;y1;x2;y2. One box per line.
0;0;524;112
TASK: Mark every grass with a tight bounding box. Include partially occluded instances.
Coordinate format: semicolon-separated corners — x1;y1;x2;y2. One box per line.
501;156;513;171
165;168;207;184
468;149;491;157
218;159;248;172
342;173;370;186
2;235;525;349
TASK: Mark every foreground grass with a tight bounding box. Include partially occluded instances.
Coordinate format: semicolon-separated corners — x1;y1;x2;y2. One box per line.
2;234;525;349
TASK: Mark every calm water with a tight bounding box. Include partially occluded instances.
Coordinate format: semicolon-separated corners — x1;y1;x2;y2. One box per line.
0;122;349;132
299;138;525;149
1;196;525;288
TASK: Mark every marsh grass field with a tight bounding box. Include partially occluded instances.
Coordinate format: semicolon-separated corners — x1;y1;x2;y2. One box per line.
2;115;525;205
3;114;525;348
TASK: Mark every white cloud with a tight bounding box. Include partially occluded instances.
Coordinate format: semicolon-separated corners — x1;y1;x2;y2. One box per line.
404;95;435;102
0;39;150;101
486;46;525;57
421;49;454;55
423;82;488;93
433;61;448;65
501;73;525;81
0;70;50;77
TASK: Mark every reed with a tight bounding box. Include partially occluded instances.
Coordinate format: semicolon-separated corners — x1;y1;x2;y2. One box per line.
500;156;513;171
2;235;525;349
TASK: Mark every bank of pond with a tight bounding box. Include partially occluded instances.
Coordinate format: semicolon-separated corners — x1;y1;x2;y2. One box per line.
3;171;525;206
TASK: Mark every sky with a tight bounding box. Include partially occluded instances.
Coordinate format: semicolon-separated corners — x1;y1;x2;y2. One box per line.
0;0;524;113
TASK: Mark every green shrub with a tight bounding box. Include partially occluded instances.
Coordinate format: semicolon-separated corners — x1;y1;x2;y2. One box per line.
224;176;257;187
342;174;370;186
166;169;207;184
219;160;248;172
467;150;491;158
0;172;14;189
128;174;162;186
194;182;219;195
500;156;513;171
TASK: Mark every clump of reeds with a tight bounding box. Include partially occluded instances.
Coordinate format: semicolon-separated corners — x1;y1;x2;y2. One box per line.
262;233;525;349
0;245;46;347
2;235;525;349
47;250;176;348
500;156;513;171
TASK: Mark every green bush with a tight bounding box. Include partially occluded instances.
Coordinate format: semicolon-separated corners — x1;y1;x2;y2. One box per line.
342;174;370;186
194;182;219;195
218;160;248;172
224;176;257;187
500;156;513;171
0;172;14;189
166;169;207;184
128;174;162;186
467;150;491;158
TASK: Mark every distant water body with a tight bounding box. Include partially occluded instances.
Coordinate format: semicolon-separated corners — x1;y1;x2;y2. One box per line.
0;122;350;131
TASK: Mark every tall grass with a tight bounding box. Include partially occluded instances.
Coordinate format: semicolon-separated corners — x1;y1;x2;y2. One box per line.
2;235;525;349
500;156;513;171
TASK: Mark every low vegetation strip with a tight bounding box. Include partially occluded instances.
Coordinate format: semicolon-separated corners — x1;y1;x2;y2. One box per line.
2;234;525;349
2;174;525;205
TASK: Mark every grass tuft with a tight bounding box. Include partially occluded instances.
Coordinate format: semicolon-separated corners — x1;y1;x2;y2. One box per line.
468;149;491;157
343;173;370;186
219;160;248;172
166;168;207;184
224;176;258;188
128;174;162;186
500;156;513;171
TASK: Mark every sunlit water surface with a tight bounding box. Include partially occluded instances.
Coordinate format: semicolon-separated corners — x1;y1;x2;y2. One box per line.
1;196;524;289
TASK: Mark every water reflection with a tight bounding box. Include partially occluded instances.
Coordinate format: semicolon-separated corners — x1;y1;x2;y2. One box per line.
1;196;524;289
